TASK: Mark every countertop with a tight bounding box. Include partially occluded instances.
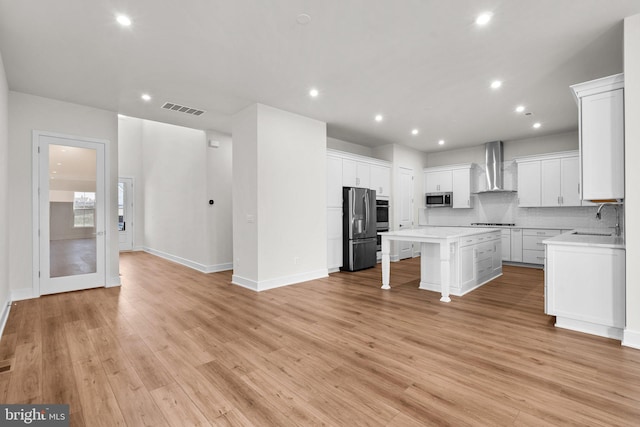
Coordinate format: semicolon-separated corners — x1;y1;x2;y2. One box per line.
421;224;570;231
543;229;625;249
380;227;500;239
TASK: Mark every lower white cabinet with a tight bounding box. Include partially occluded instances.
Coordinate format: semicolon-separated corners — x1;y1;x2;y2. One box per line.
545;242;625;339
522;229;560;264
327;208;342;270
501;229;511;261
510;228;523;262
421;231;502;296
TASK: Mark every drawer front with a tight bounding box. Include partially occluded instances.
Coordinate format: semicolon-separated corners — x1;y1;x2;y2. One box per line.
475;242;494;261
476;258;493;279
523;249;545;264
523;229;561;238
523;235;548;251
460;232;495;247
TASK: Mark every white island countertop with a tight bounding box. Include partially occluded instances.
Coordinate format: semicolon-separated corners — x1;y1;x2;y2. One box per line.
543;229;625;249
379;226;501;239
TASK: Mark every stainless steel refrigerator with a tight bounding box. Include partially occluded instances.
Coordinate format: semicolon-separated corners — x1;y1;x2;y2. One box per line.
341;187;377;271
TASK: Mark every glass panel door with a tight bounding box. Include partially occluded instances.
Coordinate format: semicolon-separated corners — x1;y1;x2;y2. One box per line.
38;134;105;295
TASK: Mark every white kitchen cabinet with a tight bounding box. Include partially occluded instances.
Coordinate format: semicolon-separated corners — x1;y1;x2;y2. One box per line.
327;155;343;208
522;229;560;265
452;167;473;208
501;229;511;261
571;74;624;201
422;230;501;296
510;228;523;262
327;207;343;270
370;165;391;198
342;159;357;187
546;241;625;339
516;162;541;207
517;152;583;207
342;158;371;188
424;170;452;193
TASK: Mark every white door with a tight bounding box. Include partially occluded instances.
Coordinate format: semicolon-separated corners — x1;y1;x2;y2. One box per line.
398;167;413;260
118;177;134;251
35;132;106;295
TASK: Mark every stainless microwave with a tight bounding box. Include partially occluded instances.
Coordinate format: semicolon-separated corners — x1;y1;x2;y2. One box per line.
426;192;452;207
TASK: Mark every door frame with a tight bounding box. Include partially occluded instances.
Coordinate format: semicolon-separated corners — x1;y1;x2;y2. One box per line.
31;130;111;297
397;166;414;260
118;176;135;251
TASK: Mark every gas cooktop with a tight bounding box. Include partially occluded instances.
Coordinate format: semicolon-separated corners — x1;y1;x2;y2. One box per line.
471;222;515;226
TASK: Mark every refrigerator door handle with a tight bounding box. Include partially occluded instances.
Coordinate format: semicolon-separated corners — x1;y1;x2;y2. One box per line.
364;190;369;234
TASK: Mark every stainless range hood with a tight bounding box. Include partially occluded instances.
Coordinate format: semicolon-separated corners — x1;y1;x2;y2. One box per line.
478;141;516;193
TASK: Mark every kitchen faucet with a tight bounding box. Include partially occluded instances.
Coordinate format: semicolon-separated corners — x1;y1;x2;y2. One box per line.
595;203;621;236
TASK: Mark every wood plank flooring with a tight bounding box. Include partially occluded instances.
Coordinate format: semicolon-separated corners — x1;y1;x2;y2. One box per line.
1;252;639;426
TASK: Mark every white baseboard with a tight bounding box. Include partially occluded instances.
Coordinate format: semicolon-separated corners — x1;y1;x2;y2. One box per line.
623;329;640;350
106;275;121;288
143;247;233;274
133;246;145;252
232;269;328;292
0;296;11;339
555;317;623;341
11;288;35;301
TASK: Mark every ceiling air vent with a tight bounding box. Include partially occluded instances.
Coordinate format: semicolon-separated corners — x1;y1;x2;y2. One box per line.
161;102;206;116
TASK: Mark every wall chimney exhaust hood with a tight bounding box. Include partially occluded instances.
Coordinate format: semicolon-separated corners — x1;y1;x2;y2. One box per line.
477;141;516;193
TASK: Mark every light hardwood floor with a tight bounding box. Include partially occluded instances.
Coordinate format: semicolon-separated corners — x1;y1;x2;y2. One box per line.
1;252;639;426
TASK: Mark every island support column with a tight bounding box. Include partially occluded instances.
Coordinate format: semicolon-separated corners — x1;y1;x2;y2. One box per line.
381;236;391;289
438;240;453;302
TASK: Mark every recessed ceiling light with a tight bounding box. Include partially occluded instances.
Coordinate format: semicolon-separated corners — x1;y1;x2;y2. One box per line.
515;105;525;113
296;13;312;25
141;93;151;101
374;114;383;122
438;140;445;145
309;88;319;98
411;129;419;135
533;122;541;129
476;12;493;26
116;14;132;27
52;171;57;174
57;162;62;165
490;80;502;89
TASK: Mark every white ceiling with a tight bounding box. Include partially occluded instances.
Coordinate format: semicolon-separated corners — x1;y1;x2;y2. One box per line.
1;1;639;152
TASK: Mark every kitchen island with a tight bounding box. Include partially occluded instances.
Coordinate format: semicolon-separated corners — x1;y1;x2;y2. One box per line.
379;227;502;302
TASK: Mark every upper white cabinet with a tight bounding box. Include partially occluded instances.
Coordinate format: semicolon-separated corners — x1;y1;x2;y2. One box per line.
327;154;343;208
571;74;624;201
516;151;584;207
370;164;391;198
516;161;541;207
341;157;379;190
342;159;357;187
424;164;474;209
452;167;472;208
424;170;452;193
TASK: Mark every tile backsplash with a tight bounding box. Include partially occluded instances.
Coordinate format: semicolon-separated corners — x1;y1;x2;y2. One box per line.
420;191;623;232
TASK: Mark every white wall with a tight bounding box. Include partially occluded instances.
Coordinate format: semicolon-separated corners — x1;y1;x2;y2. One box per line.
118;117;233;271
232;104;327;290
118;116;145;250
8;92;119;297
0;50;10;326
624;14;640;348
231;104;259;282
425;131;578;167
327;137;373;157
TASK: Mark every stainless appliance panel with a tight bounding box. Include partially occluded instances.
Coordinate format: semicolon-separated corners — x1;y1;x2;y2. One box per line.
347;238;377;271
376;200;389;229
345;187;376;240
426;192;452;207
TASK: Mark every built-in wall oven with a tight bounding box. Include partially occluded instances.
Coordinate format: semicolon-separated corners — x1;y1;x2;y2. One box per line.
376;200;389;251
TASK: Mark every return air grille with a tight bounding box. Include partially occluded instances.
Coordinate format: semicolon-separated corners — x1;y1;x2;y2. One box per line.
161;102;206;116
